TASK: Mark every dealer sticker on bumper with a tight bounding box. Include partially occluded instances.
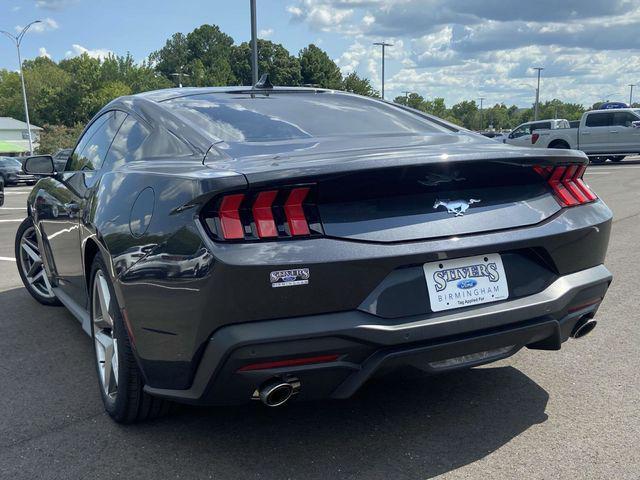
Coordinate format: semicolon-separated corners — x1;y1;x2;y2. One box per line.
270;268;310;288
423;253;509;312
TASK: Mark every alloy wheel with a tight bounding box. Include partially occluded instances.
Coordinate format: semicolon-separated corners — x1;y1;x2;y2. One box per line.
18;226;55;299
92;270;119;399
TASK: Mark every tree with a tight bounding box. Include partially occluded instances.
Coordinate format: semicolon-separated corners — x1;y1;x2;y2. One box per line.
149;33;190;85
341;72;378;97
299;44;342;89
451;100;479;129
231;39;301;86
185;24;235;86
37;123;84;154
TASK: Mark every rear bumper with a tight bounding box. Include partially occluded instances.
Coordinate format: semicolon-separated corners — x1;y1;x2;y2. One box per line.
5;173;36;184
144;264;612;405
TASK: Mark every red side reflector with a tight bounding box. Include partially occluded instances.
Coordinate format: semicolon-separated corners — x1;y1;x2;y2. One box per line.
252;190;278;238
562;165;588;203
284;187;311;236
548;166;579;206
237;354;340;372
532;133;540;144
219;194;245;239
568;298;602;313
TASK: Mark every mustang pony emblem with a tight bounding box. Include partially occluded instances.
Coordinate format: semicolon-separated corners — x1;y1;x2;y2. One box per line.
433;198;481;216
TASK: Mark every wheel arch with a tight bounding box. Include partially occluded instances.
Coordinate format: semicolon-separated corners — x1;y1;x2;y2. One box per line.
548;139;571;149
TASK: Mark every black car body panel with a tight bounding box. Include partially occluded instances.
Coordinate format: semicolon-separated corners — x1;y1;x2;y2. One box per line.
25;87;613;404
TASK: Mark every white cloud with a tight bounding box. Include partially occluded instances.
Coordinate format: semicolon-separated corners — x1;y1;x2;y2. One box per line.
38;47;51;59
11;6;21;12
35;0;78;10
15;18;58;34
259;28;274;38
65;44;114;60
290;0;640;106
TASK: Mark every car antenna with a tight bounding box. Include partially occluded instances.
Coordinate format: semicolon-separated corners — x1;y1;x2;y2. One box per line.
253;73;273;95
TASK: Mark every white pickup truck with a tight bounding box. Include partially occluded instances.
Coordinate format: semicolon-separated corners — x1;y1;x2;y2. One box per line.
506;108;640;162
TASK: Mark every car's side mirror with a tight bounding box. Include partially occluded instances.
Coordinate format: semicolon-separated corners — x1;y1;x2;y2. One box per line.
23;155;55;175
508;133;514;139
632;121;640;129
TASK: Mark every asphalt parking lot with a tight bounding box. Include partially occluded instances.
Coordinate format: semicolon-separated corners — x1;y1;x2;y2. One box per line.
0;163;639;480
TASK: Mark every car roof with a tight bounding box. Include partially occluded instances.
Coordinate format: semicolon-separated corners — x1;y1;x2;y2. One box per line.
135;86;332;103
586;108;639;113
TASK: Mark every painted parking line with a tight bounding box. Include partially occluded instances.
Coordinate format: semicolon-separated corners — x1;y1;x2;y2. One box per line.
3;191;30;195
0;207;27;210
0;219;23;223
0;256;16;262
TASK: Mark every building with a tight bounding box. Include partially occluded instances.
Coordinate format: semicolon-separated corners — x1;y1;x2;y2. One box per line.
0;117;42;155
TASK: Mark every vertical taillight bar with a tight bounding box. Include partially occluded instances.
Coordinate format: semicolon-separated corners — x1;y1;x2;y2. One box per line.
573;165;598;201
252;190;278;238
219;194;245;239
284;187;311;236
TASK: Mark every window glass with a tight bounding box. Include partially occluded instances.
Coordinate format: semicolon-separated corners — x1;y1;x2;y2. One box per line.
67;111;126;171
612;112;638;127
104;116;151;170
163;92;448;143
104;116;192;170
531;122;551;131
512;125;531;137
585;113;613;127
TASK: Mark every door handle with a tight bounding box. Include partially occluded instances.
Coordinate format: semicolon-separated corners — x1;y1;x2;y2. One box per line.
609;130;619;133
581;132;590;135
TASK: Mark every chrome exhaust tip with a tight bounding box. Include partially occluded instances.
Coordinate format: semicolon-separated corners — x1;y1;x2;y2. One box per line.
571;318;598;339
253;378;301;407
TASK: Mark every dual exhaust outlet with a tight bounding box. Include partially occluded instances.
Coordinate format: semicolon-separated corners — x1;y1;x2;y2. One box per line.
252;377;301;407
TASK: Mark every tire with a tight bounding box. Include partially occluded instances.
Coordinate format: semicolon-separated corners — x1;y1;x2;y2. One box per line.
589;156;606;164
89;253;170;423
549;141;570;149
610;156;625;162
15;217;62;306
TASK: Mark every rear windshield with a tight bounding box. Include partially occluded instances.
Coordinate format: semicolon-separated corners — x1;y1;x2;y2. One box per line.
162;91;447;143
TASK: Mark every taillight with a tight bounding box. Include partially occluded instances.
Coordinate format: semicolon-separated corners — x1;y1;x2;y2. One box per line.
534;164;598;207
531;133;540;144
203;186;323;241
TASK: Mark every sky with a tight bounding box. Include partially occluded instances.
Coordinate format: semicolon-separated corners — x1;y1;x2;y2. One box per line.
2;0;640;107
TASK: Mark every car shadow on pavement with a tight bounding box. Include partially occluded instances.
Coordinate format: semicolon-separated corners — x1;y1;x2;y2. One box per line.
154;360;549;478
0;285;549;479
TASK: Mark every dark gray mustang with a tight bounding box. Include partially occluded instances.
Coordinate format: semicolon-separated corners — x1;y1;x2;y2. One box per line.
16;85;612;423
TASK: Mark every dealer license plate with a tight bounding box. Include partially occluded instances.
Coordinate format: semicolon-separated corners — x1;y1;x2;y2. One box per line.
423;253;509;312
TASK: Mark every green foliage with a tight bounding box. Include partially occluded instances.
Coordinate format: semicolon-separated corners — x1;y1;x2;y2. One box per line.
341;72;379;97
36;123;85;154
231;39;302;86
299;44;342;89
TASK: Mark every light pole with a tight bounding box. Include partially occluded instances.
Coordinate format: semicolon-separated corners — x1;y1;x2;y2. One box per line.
629;84;636;105
532;67;544;121
402;90;412;105
250;0;258;85
1;20;42;156
373;42;393;100
478;97;485;131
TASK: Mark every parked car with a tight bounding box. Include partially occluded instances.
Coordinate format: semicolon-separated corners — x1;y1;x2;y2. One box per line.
52;148;72;171
0;156;37;185
16;85;613;423
512;108;640;163
505;119;571;147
